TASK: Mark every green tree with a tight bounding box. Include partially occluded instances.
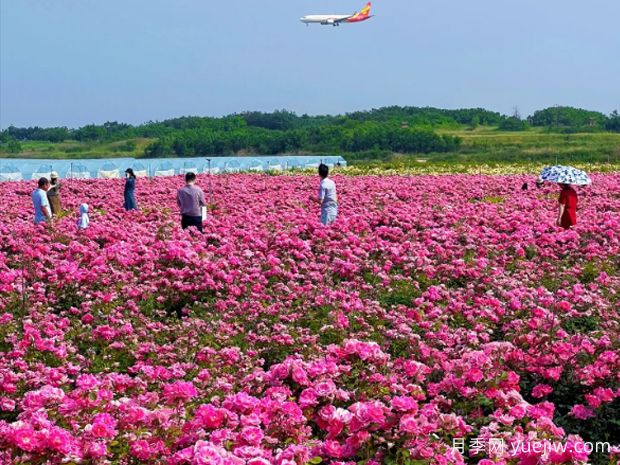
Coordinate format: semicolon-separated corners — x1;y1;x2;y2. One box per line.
7;139;22;153
499;117;529;131
530;106;606;132
74;124;107;141
469;116;480;130
605;110;620;132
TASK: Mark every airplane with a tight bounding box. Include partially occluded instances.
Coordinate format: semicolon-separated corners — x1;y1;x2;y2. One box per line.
300;2;373;27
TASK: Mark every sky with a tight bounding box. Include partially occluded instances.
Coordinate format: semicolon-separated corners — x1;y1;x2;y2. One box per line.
1;0;619;128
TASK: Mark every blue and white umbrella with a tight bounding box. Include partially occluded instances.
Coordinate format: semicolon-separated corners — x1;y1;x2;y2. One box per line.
539;165;592;186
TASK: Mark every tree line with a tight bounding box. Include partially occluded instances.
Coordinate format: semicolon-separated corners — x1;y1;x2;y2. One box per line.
1;106;619;157
143;123;461;157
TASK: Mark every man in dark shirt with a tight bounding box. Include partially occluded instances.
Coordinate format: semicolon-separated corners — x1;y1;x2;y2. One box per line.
176;172;206;233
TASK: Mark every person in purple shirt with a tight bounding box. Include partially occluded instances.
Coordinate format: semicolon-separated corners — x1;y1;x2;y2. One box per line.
176;172;206;233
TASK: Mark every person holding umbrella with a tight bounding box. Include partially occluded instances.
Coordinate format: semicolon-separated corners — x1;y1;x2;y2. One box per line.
538;165;591;229
557;183;578;229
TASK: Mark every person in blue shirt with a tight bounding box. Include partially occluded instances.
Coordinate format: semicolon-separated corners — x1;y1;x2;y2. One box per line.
124;168;138;211
32;177;52;225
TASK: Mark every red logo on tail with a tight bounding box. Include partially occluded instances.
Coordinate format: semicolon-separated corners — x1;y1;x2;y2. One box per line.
346;2;372;23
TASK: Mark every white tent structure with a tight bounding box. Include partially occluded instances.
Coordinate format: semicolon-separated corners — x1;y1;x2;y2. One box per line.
98;162;120;179
223;160;241;173
31;164;53;180
131;162;148;178
286;158;304;170
247;159;264;172
304;158;321;169
1;156;347;182
266;159;283;171
0;165;23;181
154;161;175;177
179;161;199;175
65;163;91;179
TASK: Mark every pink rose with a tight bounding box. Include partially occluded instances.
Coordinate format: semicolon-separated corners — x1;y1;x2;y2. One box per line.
291;366;310;386
509;404;527;419
391;396;418;412
299;388;318;408
45;427;72;454
193;441;227;465
399;414;418;434
314;379;336;397
570;404;595;420
531;384;553;398
163;381;197;404
241;426;264;446
131;440;153;460
87;441;108;458
195;404;226;429
324;440;345;458
90;413;117;439
11;423;40;452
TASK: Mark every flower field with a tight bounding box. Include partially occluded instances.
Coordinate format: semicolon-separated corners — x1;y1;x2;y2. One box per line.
0;173;619;465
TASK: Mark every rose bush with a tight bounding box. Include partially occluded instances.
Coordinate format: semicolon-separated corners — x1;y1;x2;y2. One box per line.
0;173;618;465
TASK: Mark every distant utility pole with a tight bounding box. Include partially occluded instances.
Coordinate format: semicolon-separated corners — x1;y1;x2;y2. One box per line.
206;158;214;205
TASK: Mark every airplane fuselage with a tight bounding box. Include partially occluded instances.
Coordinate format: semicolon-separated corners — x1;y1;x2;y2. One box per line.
300;3;372;26
300;14;352;26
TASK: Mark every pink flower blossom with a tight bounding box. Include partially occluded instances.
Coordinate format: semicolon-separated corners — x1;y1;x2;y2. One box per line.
241;426;264;446
0;173;618;464
570;404;595;420
195;404;227;429
90;413;117;439
164;381;198;404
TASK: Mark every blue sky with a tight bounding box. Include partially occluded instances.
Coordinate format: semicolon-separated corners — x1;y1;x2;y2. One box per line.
1;0;619;128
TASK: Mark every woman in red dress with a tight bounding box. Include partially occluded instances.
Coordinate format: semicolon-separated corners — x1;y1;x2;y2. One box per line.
557;183;578;229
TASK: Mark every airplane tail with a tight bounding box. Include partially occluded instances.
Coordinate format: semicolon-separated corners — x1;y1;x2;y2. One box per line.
348;2;372;22
359;2;372;17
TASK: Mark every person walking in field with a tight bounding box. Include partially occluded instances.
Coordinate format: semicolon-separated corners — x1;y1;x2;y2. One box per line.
177;172;206;233
310;163;338;225
47;172;62;215
538;166;590;229
32;177;52;225
124;168;138;211
557;183;578;229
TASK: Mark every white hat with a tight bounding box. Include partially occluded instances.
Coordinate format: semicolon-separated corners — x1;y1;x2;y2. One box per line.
50;171;59;178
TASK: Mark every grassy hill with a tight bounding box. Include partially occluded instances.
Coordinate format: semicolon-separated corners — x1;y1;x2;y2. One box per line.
2;106;619;167
2;129;620;170
4;138;154;159
433;128;620;164
346;129;620;167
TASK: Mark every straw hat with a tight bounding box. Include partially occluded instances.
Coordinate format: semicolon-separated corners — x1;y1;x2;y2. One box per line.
50;171;59;179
